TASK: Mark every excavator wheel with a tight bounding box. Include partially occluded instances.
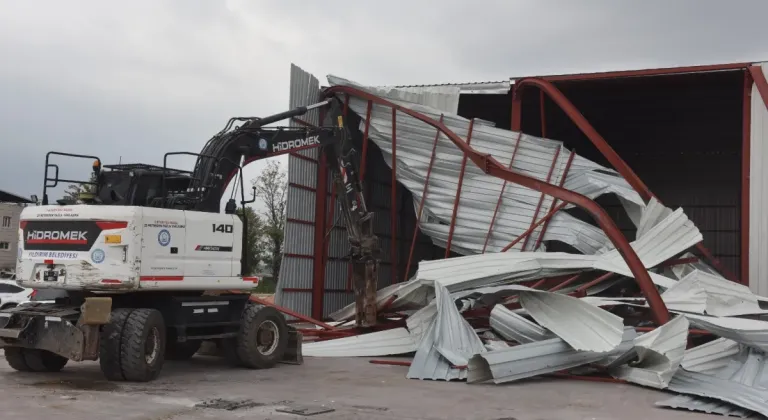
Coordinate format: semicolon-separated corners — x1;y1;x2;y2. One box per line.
4;347;67;372
99;308;166;382
221;303;288;369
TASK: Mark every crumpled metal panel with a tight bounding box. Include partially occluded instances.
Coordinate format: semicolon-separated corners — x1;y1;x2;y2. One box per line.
489;305;555;344
326;74;646;255
466;327;637;384
664;270;768;317
328;204;699;322
406;283;486;381
517;289;625;353
302;327;417;357
666;346;768;418
684;313;768;353
681;337;741;374
656;394;756;418
610;315;689;389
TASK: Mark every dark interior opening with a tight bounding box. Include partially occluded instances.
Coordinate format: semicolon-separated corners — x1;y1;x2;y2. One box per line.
455;70;746;278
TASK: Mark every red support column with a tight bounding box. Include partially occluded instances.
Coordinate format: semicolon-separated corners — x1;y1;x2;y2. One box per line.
312;112;328;320
519;146;562;251
482;132;523;253
741;70;752;286
359;101;373;179
533;150;576;251
391;108;399;283
445;119;476;257
405;115;444;279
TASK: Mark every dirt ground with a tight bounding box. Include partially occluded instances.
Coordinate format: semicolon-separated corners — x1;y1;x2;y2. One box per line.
0;351;708;420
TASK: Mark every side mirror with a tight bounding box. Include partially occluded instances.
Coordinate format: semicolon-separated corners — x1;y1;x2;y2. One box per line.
30;194;38;204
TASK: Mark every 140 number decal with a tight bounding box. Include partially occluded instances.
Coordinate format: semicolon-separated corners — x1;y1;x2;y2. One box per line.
212;223;234;233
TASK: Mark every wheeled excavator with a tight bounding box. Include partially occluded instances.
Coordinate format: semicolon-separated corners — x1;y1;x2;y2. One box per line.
0;97;380;382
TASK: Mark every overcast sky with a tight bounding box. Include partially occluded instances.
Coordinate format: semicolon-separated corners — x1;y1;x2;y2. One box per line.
1;0;767;206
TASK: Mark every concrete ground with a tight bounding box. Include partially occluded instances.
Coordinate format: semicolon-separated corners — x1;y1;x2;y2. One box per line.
0;352;709;420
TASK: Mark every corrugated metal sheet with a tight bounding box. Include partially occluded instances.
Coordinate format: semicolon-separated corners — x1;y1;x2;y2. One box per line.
656;394;756;418
518;288;625;353
326;74;646;256
664;269;768;316
392;80;511;95
681;337;741;374
684;313;768;352
750;62;768;297
466;327;637;384
666;346;768;417
302;327;418;357
276;63;322;315
610;315;689;389
406;283;486;381
489;305;555;343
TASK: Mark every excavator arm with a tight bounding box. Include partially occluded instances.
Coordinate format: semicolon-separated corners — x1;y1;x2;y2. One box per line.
194;98;381;327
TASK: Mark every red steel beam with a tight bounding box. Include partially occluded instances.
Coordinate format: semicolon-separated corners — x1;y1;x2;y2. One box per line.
391;108;399;283
248;295;336;330
537;62;750;83
359;101;373;179
741;71;752;286
445;119;476;257
311;108;329;320
533;150;576;251
405;115;444;278
323;85;671;325
520;145;562;251
482;132;523;253
512;77;737;283
502;202;568;252
548;273;582;292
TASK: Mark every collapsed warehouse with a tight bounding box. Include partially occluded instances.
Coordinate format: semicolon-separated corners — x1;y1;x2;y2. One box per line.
267;62;768;417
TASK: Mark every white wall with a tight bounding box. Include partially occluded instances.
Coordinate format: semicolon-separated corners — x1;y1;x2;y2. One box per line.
749;62;768;296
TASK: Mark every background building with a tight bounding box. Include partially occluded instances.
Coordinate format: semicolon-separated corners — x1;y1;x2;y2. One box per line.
0;190;34;272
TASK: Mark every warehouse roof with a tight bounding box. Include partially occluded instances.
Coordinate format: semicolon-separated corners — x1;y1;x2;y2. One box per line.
0;189;33;203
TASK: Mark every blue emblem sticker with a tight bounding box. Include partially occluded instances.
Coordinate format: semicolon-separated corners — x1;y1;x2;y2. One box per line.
258;138;268;151
91;248;105;264
158;229;171;247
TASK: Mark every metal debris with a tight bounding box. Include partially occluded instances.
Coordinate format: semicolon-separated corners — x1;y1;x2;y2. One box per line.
489;305;555;344
466;327;637;384
195;398;264;411
275;404;336;416
609;315;689;389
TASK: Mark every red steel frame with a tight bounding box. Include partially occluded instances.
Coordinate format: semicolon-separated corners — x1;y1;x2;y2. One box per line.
391;109;399;283
323;85;671;325
511;76;740;283
405;115;444;278
445;119;476;256
482;132;523;253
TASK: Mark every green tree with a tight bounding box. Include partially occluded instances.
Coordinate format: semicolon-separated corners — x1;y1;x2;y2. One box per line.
236;206;266;276
61;172;97;203
252;160;287;281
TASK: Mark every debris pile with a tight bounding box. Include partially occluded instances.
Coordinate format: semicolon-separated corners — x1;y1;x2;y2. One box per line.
298;200;768;418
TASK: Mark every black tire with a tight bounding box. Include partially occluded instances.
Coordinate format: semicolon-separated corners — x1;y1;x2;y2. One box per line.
4;347;32;372
165;340;201;361
99;307;134;381
22;349;68;372
223;304;288;369
119;308;166;382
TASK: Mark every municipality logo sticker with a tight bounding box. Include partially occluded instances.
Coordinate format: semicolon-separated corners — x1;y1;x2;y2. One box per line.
91;248;105;264
258;138;268;151
158;229;171;247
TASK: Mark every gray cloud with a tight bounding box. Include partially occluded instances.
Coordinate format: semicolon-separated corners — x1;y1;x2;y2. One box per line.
1;0;767;201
